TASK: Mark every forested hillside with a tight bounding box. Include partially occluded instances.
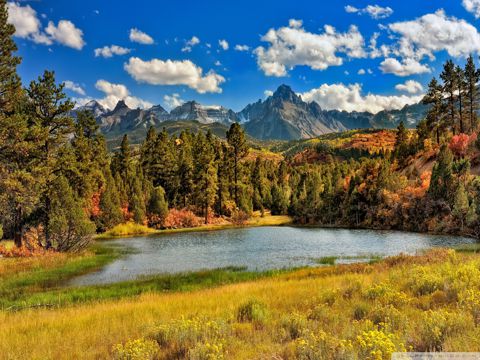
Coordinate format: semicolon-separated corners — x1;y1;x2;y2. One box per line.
1;0;480;257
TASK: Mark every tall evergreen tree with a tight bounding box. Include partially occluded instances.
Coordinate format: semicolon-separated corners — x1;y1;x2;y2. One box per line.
0;0;22;115
394;121;409;162
429;145;454;203
47;176;95;252
423;78;445;144
226;123;248;207
112;134;131;183
26;70;74;248
464;55;480;132
177;131;194;207
455;65;466;133
192;132;218;223
98;169;123;231
440;60;457;134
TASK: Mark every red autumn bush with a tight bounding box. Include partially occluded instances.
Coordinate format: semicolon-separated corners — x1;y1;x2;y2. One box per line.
164;208;201;229
449;133;477;157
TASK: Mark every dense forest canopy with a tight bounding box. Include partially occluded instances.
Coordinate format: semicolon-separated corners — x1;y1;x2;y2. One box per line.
1;0;480;255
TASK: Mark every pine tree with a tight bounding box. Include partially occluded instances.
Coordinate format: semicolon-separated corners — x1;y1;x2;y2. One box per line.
226;123;248;207
177;131;194;207
393;121;409;163
0;0;22;115
440;60;457;134
464;55;480;132
193;132;218;223
48;176;95;252
216;143;232;216
152;128;177;202
428;145;454;202
140;126;157;180
251;157;265;211
453;183;469;230
98;169;123;231
455;65;466;133
27;70;74;248
112;134;131;183
130;177;146;224
0;0;39;246
148;186;168;227
423;78;445;144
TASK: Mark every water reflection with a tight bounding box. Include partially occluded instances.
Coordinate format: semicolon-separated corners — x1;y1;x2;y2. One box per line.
69;227;474;286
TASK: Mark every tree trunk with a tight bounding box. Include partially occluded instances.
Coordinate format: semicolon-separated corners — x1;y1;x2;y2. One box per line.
44;195;51;249
204;204;208;225
459;93;464;133
13;207;23;248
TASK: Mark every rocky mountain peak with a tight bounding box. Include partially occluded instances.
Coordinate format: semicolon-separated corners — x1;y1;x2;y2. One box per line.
113;100;129;112
272;84;301;104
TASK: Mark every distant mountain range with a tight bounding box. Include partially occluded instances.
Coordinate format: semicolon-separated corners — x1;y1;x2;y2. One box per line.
75;84;429;142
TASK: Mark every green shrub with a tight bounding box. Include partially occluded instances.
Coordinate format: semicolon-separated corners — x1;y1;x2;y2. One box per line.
236;299;268;324
280;312;308;340
353;303;370;321
316;256;336;265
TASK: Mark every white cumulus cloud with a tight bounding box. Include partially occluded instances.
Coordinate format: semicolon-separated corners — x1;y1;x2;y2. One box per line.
94;45;131;58
395;80;423;94
300;83;423;114
129;28;154;44
463;0;480;18
45;20;85;50
219;39;229;50
124;57;225;94
63;80;85;96
254;19;366;77
388;10;480;60
7;2;85;49
163;93;184;110
7;2;40;37
95;79;152;110
234;44;250;51
182;36;200;52
380;57;431;76
345;4;393;19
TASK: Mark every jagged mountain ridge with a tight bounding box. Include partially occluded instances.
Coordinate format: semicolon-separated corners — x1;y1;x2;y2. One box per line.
75;84;429;141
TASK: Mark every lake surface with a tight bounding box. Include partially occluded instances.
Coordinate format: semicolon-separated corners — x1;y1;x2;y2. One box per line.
69;226;475;286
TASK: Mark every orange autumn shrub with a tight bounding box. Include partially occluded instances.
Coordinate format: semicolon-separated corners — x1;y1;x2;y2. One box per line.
164;208;201;229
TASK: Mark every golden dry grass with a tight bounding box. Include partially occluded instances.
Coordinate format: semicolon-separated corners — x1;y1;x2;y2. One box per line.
2;249;480;359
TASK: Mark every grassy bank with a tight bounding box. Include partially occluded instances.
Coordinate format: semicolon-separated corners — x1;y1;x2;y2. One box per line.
0;244;121;309
2;249;480;359
96;215;293;239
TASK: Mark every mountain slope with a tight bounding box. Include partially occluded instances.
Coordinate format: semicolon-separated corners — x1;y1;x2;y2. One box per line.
240;85;347;140
74;84;429;143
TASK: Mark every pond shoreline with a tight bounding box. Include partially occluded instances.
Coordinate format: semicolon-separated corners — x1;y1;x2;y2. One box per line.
79;226;475;286
95;215;293;240
95;216;480;243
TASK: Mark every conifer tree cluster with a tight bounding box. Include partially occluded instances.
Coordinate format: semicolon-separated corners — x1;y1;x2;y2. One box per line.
421;55;480;144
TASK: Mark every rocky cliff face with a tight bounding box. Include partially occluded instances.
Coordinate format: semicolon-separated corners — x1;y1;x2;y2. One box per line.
169;101;238;124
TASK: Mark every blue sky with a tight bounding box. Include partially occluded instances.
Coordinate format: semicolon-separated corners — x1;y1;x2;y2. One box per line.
8;0;480;112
